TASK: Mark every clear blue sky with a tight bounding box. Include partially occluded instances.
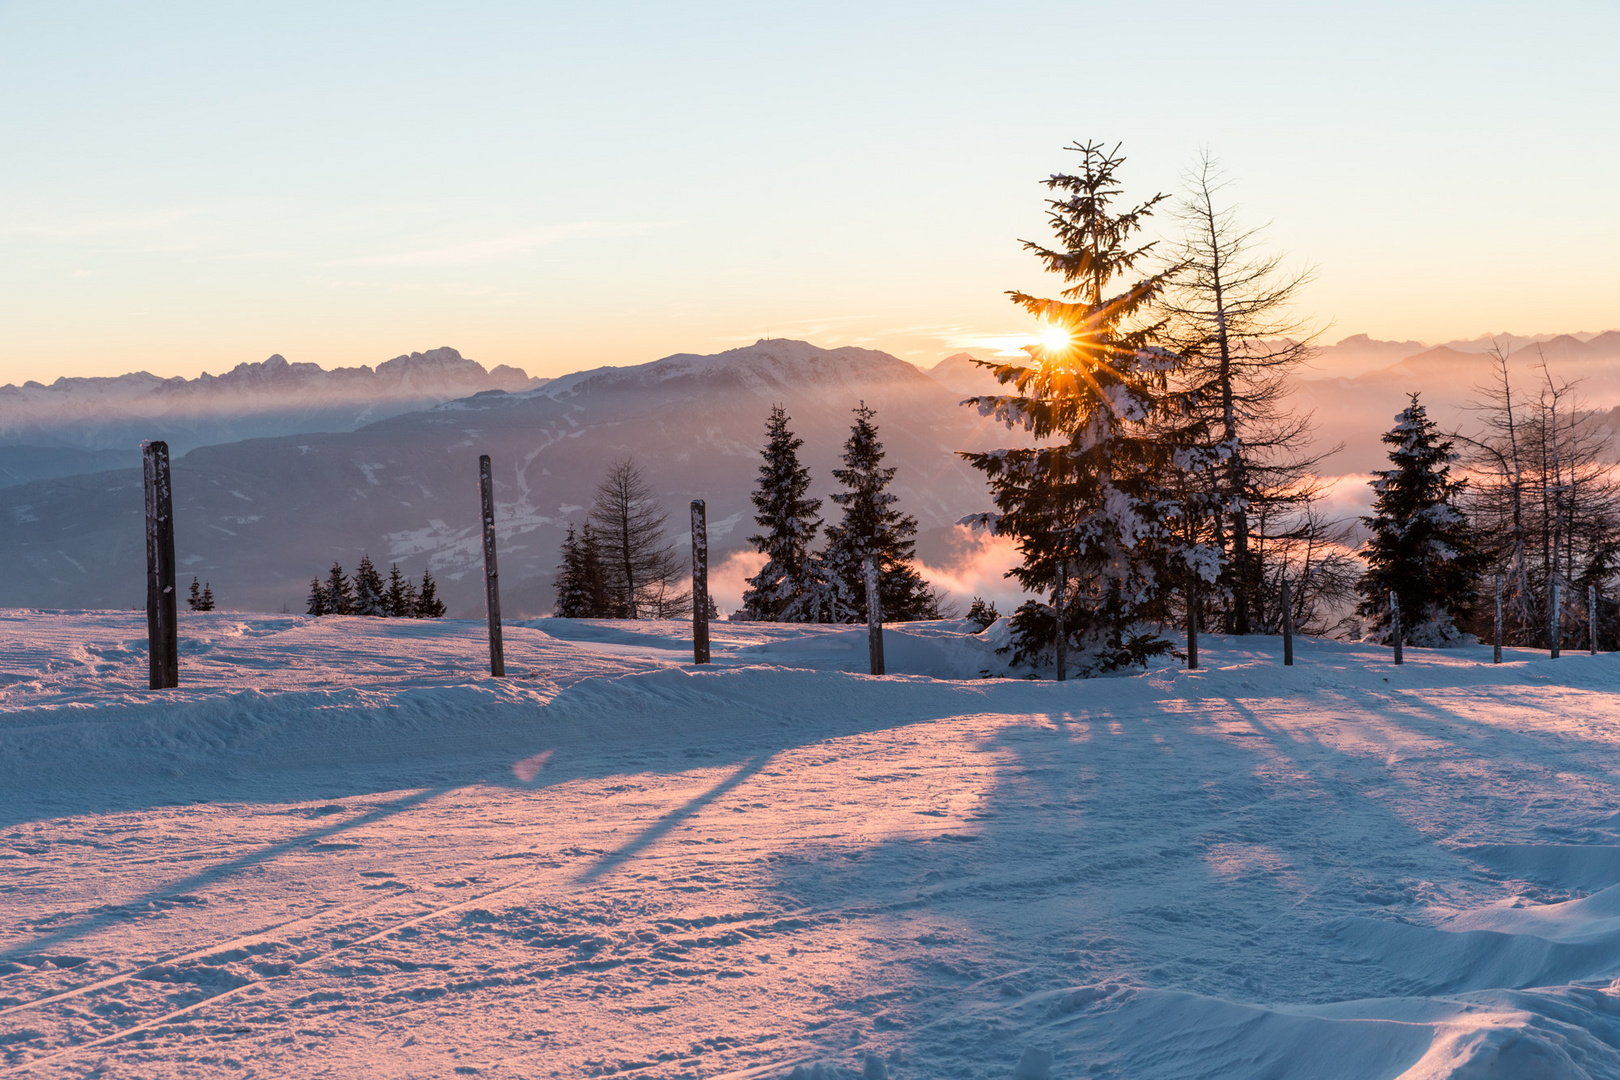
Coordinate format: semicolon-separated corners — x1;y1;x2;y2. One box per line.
1;0;1615;383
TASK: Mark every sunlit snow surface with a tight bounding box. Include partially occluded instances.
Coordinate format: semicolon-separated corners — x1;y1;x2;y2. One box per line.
5;611;1620;1078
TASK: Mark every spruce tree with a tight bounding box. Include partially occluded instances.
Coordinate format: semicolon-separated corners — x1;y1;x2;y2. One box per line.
306;578;328;616
961;140;1207;674
1357;394;1487;646
187;577;203;611
352;555;386;617
324;562;354;615
554;524;595;617
199;583;215;611
815;402;939;623
384;563;410;617
415;570;446;618
741;405;824;621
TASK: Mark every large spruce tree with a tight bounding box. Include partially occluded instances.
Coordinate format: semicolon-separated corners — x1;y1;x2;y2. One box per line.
324;562;354;615
815;402;939;623
352;555;387;617
962;140;1209;674
1357;394;1486;646
741;405;824;621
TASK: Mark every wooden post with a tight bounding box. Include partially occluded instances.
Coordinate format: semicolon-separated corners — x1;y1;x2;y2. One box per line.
1551;582;1561;659
1590;583;1599;656
1053;561;1067;682
691;500;710;665
1186;580;1198;671
1493;574;1503;664
143;440;179;690
1390;590;1402;666
478;454;505;677
1281;576;1294;667
865;557;884;676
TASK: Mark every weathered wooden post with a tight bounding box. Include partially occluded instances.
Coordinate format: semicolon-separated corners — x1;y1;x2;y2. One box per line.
478;454;505;677
1053;561;1067;682
1281;576;1294;667
1551;582;1561;660
690;499;710;665
1493;574;1503;664
1590;583;1599;656
1186;581;1198;671
1390;590;1403;666
864;557;884;676
143;440;179;689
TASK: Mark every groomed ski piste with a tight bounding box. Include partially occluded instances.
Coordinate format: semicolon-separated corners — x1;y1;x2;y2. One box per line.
5;610;1620;1079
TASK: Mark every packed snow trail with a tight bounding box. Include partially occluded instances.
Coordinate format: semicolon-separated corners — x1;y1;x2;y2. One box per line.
4;612;1620;1077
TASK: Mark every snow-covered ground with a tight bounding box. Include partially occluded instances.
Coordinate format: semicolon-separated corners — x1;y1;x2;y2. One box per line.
5;611;1620;1078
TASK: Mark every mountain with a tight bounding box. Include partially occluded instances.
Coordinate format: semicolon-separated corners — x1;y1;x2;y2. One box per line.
924;352;1003;399
0;340;1023;617
0;348;544;486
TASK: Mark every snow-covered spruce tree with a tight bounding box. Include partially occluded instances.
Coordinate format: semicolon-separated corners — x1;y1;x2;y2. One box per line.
554;524;598;617
962;140;1213;674
324;562;354;615
741;405;824;620
199;583;215;611
813;402;940;623
1356;394;1487;646
188;577;203;611
415;570;446;618
384;563;411;617
352;555;387;617
306;578;328;617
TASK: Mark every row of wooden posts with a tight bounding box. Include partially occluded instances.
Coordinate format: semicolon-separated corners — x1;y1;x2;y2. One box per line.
138;443;1600;690
139;444;890;690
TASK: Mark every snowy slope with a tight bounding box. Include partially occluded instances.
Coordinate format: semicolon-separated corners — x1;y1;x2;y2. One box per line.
0;341;1024;617
5;611;1620;1077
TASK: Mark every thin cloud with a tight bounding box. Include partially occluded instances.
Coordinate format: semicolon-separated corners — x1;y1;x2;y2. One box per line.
331;221;673;267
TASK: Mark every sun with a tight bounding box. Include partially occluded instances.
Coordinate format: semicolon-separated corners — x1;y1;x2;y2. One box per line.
1038;325;1072;354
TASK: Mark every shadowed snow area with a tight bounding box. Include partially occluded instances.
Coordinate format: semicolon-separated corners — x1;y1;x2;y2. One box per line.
5;611;1620;1077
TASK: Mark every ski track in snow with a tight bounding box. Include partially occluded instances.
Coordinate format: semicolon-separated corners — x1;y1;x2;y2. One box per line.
4;612;1620;1077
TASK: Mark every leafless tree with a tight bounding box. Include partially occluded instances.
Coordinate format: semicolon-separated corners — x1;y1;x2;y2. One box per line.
588;459;689;620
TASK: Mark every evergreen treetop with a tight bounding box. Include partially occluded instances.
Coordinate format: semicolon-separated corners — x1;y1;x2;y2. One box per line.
353;555;387;617
742;405;824;621
324;562;354;616
415;569;446;618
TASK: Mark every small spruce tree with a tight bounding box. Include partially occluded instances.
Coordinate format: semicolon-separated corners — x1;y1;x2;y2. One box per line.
415;570;447;618
1357;394;1487;646
324;562;354;615
741;405;825;621
384;563;411;617
554;524;595;617
352;555;386;617
199;582;215;611
187;577;203;611
813;402;939;623
306;578;328;616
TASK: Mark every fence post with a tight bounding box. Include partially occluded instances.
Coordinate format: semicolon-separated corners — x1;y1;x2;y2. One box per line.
1390;590;1402;666
1186;580;1198;671
1551;582;1561;659
691;499;710;665
865;557;884;676
1493;574;1503;664
1281;576;1294;667
1590;583;1599;656
143;440;179;690
478;454;505;677
1054;561;1067;682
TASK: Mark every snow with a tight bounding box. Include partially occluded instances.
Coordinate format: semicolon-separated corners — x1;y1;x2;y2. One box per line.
6;611;1620;1077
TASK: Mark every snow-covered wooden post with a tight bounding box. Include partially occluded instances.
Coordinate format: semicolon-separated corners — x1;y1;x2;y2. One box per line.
1590;584;1599;656
1186;581;1198;671
1389;590;1402;666
1281;576;1294;667
1493;574;1503;664
478;454;505;678
1550;582;1561;659
142;440;179;690
864;557;884;676
1053;561;1067;682
690;499;710;665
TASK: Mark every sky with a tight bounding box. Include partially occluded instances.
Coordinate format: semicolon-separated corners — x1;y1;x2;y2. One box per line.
1;0;1615;385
